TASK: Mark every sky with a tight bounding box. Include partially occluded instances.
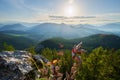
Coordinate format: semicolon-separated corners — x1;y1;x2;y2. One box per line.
0;0;120;24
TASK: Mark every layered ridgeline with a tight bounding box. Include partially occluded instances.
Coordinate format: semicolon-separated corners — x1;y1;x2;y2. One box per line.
0;22;120;52
0;33;36;51
0;22;120;41
0;23;28;31
36;34;120;52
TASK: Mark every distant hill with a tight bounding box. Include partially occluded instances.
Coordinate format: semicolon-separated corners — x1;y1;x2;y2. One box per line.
0;24;28;31
0;33;36;51
36;34;120;52
28;23;105;39
98;22;120;31
0;24;4;28
0;30;27;35
97;22;120;36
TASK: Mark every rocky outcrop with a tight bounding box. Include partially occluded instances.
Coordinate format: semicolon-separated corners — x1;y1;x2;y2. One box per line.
0;51;48;80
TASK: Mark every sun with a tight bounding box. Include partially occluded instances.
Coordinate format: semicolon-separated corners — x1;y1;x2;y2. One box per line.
64;5;76;17
67;5;74;17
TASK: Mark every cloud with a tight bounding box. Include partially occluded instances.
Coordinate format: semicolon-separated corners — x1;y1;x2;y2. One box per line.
72;16;96;19
49;16;67;19
48;13;120;24
49;15;96;20
47;15;96;24
15;13;119;24
96;19;118;22
7;0;48;13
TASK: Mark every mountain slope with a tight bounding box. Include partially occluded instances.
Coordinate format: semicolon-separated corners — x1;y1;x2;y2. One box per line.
97;22;120;36
0;24;4;28
0;24;28;31
0;33;36;51
98;22;120;31
36;34;120;52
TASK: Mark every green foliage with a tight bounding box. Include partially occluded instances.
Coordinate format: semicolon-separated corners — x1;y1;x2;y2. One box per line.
26;46;36;55
39;47;120;80
76;47;120;80
40;48;73;74
3;42;15;51
40;48;57;61
36;78;47;80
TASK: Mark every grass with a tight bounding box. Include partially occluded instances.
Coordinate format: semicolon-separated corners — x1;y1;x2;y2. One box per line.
36;78;47;80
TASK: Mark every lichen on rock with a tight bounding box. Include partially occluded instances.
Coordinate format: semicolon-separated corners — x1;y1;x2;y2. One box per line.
0;50;48;80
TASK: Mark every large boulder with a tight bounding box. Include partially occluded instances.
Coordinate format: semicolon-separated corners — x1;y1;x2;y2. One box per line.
0;51;48;80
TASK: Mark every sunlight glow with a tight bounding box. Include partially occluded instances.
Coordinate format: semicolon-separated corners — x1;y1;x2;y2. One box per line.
65;5;76;17
69;0;74;4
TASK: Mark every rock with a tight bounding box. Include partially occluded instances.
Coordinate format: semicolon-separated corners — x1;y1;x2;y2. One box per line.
33;55;49;63
0;50;48;80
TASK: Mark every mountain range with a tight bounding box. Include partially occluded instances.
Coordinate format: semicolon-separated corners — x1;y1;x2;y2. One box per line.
0;22;120;41
0;22;120;51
